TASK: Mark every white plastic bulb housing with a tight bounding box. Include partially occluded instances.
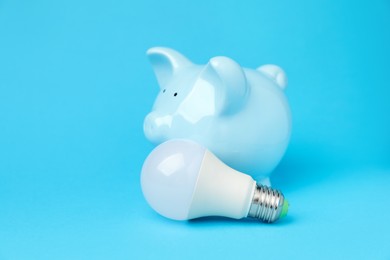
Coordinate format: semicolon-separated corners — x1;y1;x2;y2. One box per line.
141;139;288;222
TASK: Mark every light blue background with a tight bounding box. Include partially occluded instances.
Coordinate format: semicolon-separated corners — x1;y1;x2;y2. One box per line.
1;0;389;259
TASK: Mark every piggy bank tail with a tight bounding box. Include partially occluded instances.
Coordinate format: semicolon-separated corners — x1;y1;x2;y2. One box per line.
257;65;287;90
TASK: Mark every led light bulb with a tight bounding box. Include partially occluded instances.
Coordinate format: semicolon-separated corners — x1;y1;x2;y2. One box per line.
141;139;289;223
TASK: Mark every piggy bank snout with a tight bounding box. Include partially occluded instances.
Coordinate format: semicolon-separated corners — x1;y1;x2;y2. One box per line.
143;112;172;144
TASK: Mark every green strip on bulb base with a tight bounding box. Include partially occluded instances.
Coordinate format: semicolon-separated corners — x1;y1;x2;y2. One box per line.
280;199;289;218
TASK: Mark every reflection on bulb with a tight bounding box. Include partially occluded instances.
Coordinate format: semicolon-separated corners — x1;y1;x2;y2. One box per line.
141;139;289;223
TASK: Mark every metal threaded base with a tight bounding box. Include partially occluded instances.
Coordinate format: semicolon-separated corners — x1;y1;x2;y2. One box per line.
247;184;285;223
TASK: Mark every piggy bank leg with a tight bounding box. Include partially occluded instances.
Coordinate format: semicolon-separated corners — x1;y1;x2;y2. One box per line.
257;177;271;187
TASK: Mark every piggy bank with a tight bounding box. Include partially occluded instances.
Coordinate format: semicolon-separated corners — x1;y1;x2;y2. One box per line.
144;47;291;185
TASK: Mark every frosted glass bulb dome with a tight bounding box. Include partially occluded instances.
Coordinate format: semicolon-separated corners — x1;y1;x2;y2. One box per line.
141;139;289;222
141;139;206;220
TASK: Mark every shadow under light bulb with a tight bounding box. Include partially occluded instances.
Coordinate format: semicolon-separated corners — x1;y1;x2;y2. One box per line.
141;139;289;223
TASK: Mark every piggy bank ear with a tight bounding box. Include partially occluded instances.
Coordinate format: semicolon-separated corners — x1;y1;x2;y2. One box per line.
200;56;248;115
147;47;193;89
257;64;287;90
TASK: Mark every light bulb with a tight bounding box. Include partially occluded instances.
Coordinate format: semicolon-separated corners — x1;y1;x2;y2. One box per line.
141;139;289;223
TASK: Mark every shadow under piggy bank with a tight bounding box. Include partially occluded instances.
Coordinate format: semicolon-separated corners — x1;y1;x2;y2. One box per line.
271;144;337;192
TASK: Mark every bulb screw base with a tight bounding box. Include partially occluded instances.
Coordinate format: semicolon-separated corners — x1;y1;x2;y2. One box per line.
247;184;287;223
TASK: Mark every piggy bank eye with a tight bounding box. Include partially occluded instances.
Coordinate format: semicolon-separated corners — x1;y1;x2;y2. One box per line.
162;89;166;93
174;92;178;97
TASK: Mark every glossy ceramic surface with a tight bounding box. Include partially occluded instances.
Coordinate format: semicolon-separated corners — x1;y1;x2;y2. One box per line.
144;47;291;181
